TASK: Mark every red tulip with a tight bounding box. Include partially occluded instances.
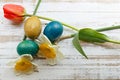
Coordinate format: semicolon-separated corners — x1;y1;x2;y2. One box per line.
3;4;25;23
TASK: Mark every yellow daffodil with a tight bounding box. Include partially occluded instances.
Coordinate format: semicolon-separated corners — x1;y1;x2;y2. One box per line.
36;33;64;65
14;54;38;75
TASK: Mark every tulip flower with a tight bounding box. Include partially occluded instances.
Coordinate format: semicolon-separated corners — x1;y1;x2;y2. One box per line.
3;4;25;23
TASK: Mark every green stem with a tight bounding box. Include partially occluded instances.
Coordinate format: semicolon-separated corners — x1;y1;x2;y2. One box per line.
23;0;42;40
23;35;27;41
24;14;79;31
38;16;79;31
23;36;27;41
96;25;120;32
23;14;120;32
33;0;41;15
108;39;120;44
23;13;120;42
54;34;75;44
22;14;120;42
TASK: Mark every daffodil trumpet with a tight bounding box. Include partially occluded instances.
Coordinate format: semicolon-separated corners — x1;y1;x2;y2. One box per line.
7;54;38;75
35;33;64;65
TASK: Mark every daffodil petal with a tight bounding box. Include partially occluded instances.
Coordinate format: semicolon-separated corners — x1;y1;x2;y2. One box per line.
46;53;64;66
14;63;37;75
36;33;64;65
32;63;39;72
8;54;33;67
56;50;64;61
7;60;17;66
14;57;38;75
51;45;59;48
46;48;64;65
37;33;52;45
52;46;64;60
37;50;46;58
47;58;57;65
20;54;33;61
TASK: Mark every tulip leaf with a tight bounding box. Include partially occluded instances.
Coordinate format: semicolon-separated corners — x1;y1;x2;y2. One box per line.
72;33;88;59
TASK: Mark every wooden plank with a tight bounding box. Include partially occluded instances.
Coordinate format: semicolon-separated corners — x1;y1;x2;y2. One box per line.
1;0;120;3
0;1;120;80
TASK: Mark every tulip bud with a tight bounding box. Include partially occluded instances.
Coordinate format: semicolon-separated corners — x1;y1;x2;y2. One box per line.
3;4;25;23
79;28;111;43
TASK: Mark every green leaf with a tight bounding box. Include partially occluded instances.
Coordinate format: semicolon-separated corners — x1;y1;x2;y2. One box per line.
72;33;88;59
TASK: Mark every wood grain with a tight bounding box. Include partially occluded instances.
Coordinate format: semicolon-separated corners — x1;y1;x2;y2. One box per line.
0;0;120;80
1;0;120;3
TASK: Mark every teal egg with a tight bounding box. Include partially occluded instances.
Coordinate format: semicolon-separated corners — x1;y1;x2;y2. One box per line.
17;40;39;56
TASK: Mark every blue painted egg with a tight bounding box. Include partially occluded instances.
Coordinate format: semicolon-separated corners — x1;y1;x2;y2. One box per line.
43;21;63;42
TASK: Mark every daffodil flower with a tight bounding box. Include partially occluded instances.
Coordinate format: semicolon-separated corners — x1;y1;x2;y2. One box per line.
36;33;64;65
14;54;38;75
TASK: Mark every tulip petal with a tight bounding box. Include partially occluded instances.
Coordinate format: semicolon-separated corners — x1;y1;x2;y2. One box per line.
3;4;25;23
3;4;24;16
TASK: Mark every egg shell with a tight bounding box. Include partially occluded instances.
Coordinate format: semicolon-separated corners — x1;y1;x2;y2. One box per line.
17;40;39;56
24;16;42;39
43;21;63;42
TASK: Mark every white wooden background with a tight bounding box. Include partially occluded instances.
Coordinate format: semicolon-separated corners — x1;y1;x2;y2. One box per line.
0;0;120;80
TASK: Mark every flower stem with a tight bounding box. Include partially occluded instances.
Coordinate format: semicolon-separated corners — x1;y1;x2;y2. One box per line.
23;0;42;40
24;14;79;31
33;0;41;15
23;34;27;41
37;16;79;31
108;39;120;44
54;34;75;44
24;14;120;32
96;25;120;32
23;14;120;42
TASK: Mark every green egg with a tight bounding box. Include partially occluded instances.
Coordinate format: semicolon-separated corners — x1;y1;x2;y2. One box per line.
17;40;39;56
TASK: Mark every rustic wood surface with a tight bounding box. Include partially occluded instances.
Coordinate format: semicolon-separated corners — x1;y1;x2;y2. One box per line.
0;0;120;80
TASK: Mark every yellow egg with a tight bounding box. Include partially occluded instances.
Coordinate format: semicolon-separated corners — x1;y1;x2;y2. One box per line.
24;16;42;39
